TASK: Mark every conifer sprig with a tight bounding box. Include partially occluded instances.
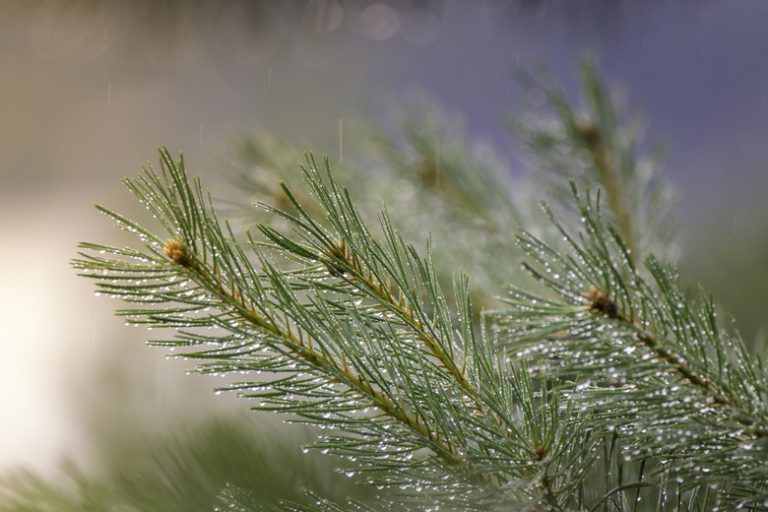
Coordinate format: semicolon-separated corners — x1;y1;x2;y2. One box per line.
512;58;675;261
490;184;768;505
73;149;596;511
68;62;768;511
232;98;522;314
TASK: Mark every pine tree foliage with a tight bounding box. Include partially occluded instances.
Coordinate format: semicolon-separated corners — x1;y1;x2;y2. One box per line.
73;150;598;510
70;62;768;511
216;487;375;512
511;57;675;261
490;185;768;506
230;97;522;312
0;418;359;512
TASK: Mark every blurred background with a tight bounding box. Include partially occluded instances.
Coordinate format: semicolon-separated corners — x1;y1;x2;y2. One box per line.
1;0;768;508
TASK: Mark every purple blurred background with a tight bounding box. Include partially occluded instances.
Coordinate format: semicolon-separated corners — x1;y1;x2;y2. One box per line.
1;0;767;476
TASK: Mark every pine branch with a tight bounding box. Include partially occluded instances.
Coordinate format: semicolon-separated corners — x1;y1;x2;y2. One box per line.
73;148;597;511
66;62;768;511
368;95;519;228
490;183;768;506
214;486;376;512
511;56;675;262
0;419;359;512
231;98;522;314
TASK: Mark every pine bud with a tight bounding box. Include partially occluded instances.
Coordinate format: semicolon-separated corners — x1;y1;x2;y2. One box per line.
163;239;191;267
587;285;619;319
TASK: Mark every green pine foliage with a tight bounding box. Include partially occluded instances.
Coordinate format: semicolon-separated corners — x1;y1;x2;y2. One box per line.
0;418;363;512
60;60;768;511
229;95;523;313
511;57;675;261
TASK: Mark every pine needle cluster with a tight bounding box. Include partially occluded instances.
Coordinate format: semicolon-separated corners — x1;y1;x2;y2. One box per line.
71;60;768;511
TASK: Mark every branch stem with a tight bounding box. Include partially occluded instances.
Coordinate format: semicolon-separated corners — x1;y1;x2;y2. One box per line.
174;250;512;490
588;286;767;438
578;123;635;261
322;240;490;403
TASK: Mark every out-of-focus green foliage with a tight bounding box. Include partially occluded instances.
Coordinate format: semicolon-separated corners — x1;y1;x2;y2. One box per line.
510;55;676;263
10;58;768;511
229;95;524;313
0;417;366;512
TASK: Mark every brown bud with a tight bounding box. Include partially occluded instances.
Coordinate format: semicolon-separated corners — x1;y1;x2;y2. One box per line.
577;120;600;147
587;285;619;319
416;159;440;188
163;239;191;267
